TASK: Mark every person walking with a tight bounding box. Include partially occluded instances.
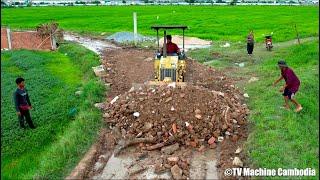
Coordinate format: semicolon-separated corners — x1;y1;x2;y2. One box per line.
247;30;255;56
273;60;303;112
13;77;36;129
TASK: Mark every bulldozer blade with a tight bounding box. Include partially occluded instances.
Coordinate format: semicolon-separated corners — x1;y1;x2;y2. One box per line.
146;81;187;88
131;81;187;90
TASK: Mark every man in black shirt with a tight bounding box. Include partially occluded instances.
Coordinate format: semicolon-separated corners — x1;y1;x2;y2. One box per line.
13;77;35;129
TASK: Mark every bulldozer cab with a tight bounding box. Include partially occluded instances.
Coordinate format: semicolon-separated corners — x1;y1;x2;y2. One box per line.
151;25;188;83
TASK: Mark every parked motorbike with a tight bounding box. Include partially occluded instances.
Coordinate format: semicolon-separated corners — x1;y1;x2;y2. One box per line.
265;35;273;51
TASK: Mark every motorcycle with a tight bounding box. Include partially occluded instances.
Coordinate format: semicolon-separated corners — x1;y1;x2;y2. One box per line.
265;35;273;51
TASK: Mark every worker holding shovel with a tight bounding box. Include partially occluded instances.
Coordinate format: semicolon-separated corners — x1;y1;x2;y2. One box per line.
273;60;303;112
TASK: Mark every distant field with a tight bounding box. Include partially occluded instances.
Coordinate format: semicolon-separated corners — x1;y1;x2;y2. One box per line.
1;6;318;42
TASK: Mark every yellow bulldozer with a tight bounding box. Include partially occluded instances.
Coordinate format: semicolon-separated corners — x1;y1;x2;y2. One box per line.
150;25;188;85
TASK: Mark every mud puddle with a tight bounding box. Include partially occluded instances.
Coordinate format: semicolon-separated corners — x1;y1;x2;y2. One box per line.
64;33;118;56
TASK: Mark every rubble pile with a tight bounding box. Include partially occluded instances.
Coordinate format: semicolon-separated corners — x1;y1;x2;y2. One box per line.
104;84;248;148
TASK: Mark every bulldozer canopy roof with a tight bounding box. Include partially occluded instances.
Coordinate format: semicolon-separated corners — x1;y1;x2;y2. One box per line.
151;25;188;30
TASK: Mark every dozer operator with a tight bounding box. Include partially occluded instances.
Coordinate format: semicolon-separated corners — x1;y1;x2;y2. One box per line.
161;35;181;56
151;25;187;83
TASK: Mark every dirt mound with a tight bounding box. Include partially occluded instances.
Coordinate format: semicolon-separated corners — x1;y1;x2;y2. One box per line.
101;83;248;178
87;48;249;179
102;48;154;99
105;84;248;146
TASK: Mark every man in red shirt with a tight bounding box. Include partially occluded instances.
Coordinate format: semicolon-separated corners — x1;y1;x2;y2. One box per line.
273;60;302;112
163;35;180;55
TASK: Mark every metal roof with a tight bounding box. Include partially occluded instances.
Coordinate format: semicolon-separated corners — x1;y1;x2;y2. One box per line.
151;25;188;30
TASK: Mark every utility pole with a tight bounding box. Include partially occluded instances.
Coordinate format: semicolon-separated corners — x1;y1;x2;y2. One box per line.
133;12;137;46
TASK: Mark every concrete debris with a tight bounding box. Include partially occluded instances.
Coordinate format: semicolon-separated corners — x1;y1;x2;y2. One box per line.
94;103;105;110
171;165;183;180
248;77;259;83
110;96;119;104
235;147;242;154
232;157;243;167
133;112;140;118
161;143;180;155
75;91;83;96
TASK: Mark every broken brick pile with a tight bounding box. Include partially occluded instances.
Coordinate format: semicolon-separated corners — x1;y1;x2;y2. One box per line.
102;83;249;178
104;84;248;145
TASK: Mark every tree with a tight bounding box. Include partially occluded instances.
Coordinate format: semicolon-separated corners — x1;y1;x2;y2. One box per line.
122;0;126;3
185;0;195;3
230;0;237;5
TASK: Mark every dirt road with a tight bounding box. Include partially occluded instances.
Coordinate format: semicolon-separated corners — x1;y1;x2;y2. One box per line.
65;34;249;180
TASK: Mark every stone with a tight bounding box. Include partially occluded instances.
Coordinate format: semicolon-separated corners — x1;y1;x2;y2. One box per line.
136;132;143;138
248;77;259;83
128;87;135;93
232;157;243;167
93;161;104;171
171;165;183;180
154;163;166;174
167;156;179;163
133;112;140;118
198;145;205;152
172;123;177;134
144;122;153;131
188;141;197;148
144;57;153;62
128;164;146;176
161;143;180;155
208;136;216;145
165;97;173;103
103;113;110;118
75;91;82;96
110;96;119;104
195;109;201;114
235;147;242;154
164;163;172;169
195;114;202;119
231;135;239;142
94;103;104;109
209;143;217;149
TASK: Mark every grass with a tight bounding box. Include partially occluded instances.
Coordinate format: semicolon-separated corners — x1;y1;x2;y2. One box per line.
1;6;318;42
1;42;105;179
244;40;319;177
189;39;319;178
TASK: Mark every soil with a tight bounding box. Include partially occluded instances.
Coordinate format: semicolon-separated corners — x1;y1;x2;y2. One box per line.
101;48;154;99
